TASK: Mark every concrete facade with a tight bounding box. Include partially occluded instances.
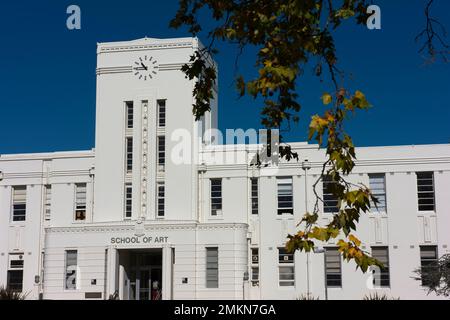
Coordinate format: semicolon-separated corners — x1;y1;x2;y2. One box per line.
1;37;449;300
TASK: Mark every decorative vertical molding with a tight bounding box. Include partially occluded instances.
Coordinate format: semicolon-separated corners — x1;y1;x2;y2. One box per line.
375;217;382;243
141;100;149;219
424;216;431;243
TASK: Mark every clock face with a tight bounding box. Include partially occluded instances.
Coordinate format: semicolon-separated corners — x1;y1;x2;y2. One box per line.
133;55;158;81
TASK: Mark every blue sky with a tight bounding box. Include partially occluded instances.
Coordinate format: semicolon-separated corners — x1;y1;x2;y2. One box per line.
0;1;449;154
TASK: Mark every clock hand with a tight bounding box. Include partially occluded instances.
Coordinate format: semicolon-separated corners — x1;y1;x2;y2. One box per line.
141;63;148;71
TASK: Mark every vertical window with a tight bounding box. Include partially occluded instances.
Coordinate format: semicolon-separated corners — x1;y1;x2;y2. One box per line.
278;248;295;287
417;172;435;211
12;186;27;222
126;101;134;129
126;137;133;173
420;246;439;287
158;100;166;128
325;248;342;287
277;177;293;215
7;254;24;292
210;179;222;216
65;250;78;290
157;183;165;217
323;176;339;213
369;174;387;213
44;185;52;221
251;248;259;286
157;136;165;171
124;184;132;219
371;247;390;287
75;183;87;221
251;178;259;215
206;247;219;288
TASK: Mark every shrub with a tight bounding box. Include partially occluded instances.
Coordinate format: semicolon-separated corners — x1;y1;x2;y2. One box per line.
363;292;399;300
0;286;27;300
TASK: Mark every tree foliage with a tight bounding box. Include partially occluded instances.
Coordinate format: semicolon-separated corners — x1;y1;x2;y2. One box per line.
414;254;450;297
170;0;448;272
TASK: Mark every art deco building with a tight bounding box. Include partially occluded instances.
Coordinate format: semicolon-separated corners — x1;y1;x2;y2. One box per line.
1;37;449;300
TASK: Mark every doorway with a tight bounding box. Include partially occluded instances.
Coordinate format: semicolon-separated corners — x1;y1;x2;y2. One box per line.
119;249;162;300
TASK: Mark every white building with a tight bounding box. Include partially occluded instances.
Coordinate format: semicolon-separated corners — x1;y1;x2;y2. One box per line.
1;37;449;300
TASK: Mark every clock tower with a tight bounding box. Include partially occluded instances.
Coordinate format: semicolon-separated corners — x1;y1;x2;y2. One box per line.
93;37;218;222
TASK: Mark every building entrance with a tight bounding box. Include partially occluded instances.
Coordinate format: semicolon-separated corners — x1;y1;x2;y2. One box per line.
119;249;162;300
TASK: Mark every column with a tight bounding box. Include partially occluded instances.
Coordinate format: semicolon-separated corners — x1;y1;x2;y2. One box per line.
162;245;173;300
106;246;118;298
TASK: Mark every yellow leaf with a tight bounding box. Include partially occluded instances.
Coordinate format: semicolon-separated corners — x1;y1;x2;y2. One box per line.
348;234;362;247
322;93;332;105
354;90;365;100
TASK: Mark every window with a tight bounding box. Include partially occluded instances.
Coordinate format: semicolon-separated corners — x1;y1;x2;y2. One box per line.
277;177;293;215
371;247;390;287
417;172;435;211
7;270;23;292
126;101;134;129
158;100;166;128
369;174;387;213
126;137;133;173
12;186;26;222
251;178;259;215
157;183;165;217
251;248;259;286
124;184;132;219
157;136;165;171
210;179;222;216
323;176;339;213
420;246;439;287
278;248;295;286
206;247;219;288
65;250;78;290
75;184;87;221
7;254;24;292
44;185;52;221
325;248;342;287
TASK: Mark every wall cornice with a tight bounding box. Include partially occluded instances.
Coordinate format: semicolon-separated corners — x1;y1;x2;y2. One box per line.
98;41;194;54
45;222;248;234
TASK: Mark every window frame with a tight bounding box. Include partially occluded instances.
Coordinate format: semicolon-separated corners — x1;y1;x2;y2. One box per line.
125;137;133;174
12;186;27;222
324;247;342;288
323;175;339;213
278;247;295;287
157;135;165;172
210;178;222;216
206;247;219;288
125;101;134;129
277;177;293;215
368;173;387;214
371;246;390;288
74;183;87;221
64;250;78;290
7;253;24;292
251;178;259;215
157;99;166;128
416;172;436;212
420;245;439;287
44;185;52;221
157;182;165;218
124;183;132;219
251;248;259;286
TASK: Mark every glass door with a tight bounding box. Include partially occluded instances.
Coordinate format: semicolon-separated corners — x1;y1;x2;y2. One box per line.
150;267;162;300
138;268;151;300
